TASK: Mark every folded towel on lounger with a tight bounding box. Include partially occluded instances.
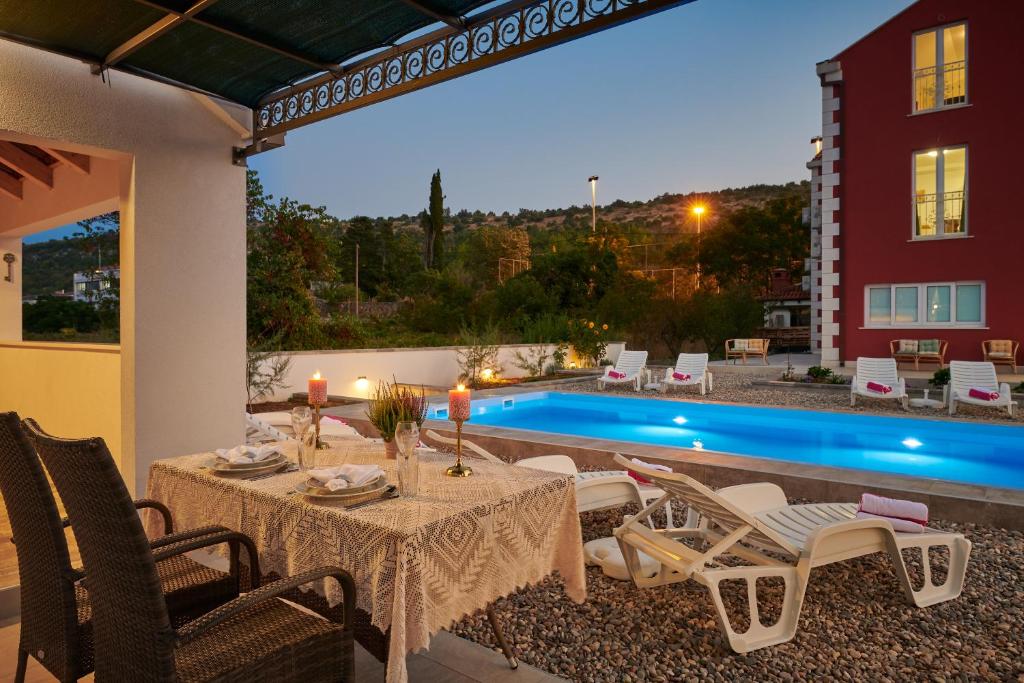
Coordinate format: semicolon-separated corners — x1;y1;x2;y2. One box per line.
671;371;692;382
858;492;928;525
627;458;672;486
607;370;626;380
968;387;999;401
855;511;925;533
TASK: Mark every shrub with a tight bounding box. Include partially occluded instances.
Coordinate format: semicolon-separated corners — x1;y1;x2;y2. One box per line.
246;349;292;410
511;344;551;378
806;365;834;380
456;324;503;387
929;368;951;387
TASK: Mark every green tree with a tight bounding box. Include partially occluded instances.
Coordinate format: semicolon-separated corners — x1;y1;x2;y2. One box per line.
423;169;445;268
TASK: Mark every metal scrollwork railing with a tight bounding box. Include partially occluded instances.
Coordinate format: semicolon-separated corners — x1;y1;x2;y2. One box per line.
250;0;689;145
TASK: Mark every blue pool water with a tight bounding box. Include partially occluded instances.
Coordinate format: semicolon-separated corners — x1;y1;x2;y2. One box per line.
428;392;1024;489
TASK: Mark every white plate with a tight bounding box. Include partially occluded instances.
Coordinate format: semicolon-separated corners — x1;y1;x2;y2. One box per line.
294;476;389;501
212;457;287;477
214;452;285;470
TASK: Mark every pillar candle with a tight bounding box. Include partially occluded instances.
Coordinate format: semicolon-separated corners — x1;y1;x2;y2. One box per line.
308;371;328;406
448;384;471;422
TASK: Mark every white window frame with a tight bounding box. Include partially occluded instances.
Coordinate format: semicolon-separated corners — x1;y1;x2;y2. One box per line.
863;281;984;328
912;145;968;240
911;21;968;113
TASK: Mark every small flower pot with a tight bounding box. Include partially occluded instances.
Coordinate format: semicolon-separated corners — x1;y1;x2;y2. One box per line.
384;439;398;460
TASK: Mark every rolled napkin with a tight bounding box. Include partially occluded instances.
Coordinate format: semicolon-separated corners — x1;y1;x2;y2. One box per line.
671;371;692;382
858;492;928;525
865;381;892;394
309;464;384;492
216;444;281;464
607;370;626;380
855;511;925;533
628;457;672;486
968;387;999;401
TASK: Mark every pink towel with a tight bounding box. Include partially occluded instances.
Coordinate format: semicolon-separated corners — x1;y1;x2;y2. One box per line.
855;511;925;534
607;370;626;380
858;493;928;525
627;458;672;486
671;371;692;382
865;381;892;394
968;387;999;401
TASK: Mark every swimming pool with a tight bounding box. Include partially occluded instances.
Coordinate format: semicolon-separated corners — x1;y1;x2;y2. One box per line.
427;391;1024;489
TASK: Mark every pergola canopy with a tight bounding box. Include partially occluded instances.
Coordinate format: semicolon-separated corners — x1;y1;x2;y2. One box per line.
0;0;691;155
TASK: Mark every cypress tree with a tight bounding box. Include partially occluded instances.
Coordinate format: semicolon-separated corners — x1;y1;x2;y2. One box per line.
428;169;445;268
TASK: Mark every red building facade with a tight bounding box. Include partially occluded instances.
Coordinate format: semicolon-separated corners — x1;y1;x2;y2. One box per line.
812;0;1023;366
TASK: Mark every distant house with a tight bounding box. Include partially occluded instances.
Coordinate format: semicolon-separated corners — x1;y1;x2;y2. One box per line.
73;266;119;303
809;0;1022;365
758;268;811;350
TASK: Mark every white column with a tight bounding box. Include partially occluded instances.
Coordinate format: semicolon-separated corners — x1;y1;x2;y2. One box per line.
0;236;21;340
816;61;843;368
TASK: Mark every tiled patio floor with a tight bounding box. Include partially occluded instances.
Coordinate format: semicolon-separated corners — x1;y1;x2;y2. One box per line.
0;616;559;682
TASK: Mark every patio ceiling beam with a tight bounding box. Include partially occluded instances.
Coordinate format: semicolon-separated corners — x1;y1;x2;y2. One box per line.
0;171;21;201
102;0;222;68
41;147;91;175
127;0;343;74
244;0;690;154
397;0;466;29
0;141;52;188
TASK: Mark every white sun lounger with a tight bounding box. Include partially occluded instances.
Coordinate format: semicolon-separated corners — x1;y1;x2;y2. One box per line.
597;350;648;392
851;357;908;409
947;360;1016;417
661;353;713;395
612;455;971;653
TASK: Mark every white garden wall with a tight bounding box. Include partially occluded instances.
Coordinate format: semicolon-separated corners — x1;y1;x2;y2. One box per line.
264;342;626;401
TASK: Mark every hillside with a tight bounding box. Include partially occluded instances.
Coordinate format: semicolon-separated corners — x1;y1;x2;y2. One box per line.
23;232;119;298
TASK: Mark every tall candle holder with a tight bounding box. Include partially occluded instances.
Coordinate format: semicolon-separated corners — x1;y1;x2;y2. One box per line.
312;403;330;450
446;418;473;477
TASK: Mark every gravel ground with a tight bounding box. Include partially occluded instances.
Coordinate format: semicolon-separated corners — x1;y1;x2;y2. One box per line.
454;503;1024;682
451;369;1024;681
558;368;1023;424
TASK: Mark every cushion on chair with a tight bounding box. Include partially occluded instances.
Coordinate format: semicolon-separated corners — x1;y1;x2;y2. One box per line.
988;340;1013;354
918;339;940;354
748;340;764;352
898;340;919;353
733;339;748;351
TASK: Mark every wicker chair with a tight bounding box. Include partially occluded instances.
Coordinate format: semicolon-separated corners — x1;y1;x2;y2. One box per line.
0;414;262;683
24;419;356;682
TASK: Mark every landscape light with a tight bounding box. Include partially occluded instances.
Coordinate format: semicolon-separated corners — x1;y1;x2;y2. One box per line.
481;368;493;381
692;205;705;216
355;376;368;390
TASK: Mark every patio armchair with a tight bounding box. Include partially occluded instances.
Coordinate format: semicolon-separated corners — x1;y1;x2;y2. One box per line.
596;350;648;392
612;456;971;653
889;339;948;370
982;339;1019;373
24;420;356;683
851;357;908;410
725;339;770;365
947;361;1016;418
0;413;262;683
661;352;713;395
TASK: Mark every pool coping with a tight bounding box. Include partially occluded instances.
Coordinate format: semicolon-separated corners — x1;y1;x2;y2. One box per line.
329;386;1024;530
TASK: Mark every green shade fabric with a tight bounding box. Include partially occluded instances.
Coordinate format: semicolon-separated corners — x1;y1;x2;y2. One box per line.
0;0;495;106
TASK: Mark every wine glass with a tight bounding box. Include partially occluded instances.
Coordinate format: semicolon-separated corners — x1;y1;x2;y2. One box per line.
395;421;419;496
291;406;313;470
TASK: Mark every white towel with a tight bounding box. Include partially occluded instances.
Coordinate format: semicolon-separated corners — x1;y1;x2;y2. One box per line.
216;444;281;464
309;464;383;491
855;511;925;534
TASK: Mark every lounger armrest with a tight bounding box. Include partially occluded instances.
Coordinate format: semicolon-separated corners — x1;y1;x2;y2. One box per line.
134;498;173;535
151;529;262;589
1000;382;1011;397
175;566;355;645
802;517;896;561
898;377;906;393
851;375;858;391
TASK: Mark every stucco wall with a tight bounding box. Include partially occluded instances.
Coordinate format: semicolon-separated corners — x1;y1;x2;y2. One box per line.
0;41;248;493
832;0;1024;363
263;342;627;401
0;236;20;339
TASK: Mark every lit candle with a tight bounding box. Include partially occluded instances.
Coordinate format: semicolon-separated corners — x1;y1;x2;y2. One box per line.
308;371;328;406
448;384;471;422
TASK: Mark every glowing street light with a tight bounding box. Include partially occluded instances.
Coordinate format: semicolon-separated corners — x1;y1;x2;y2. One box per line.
692;204;706;289
588;175;599;233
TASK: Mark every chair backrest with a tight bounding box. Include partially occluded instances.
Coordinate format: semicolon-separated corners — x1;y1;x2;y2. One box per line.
612;454;800;557
422;429;503;463
674;353;709;377
24;422;178;681
855;357;898;386
0;413;80;680
614;350;648;373
985;339;1015;355
246;412;294;442
949;360;998;393
514;455;578;475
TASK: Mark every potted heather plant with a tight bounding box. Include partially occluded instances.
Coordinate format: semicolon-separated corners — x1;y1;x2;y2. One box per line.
366;379;427;458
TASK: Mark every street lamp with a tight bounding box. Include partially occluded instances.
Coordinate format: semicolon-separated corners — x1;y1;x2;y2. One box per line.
588;175;599;233
692;205;706;289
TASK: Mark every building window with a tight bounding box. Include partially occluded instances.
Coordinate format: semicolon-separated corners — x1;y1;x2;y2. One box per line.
864;282;984;328
914;146;966;238
913;23;967;112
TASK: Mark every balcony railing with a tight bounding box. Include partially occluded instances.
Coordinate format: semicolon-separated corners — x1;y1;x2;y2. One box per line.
914;190;965;236
913;60;966;112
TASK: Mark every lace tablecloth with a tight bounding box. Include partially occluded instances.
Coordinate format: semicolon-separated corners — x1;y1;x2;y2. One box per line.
146;442;586;683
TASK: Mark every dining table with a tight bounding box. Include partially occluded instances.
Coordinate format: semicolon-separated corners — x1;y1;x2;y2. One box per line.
145;440;586;683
